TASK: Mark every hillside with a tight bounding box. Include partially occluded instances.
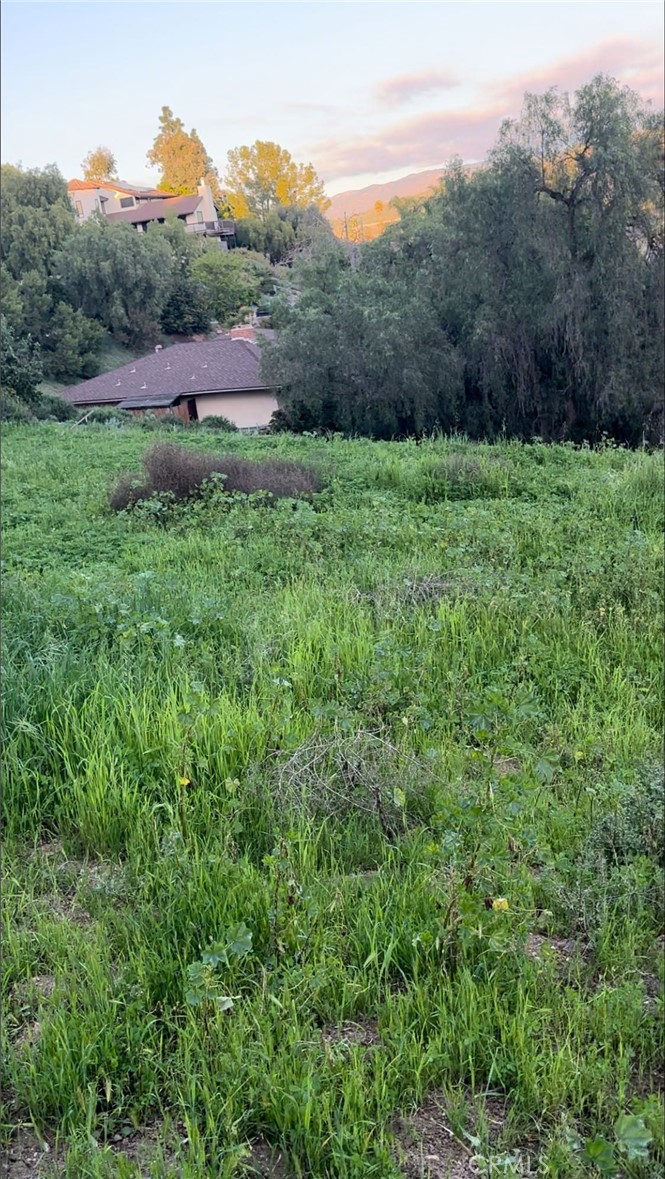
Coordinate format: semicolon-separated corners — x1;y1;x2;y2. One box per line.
326;163;481;242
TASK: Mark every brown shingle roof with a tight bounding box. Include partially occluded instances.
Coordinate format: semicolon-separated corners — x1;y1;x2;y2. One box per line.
60;338;274;407
105;195;200;224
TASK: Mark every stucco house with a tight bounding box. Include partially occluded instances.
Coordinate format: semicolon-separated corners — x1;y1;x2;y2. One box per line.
58;337;279;429
67;179;235;246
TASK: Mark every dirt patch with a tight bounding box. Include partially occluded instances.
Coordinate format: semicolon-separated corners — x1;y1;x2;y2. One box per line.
393;1093;476;1178
321;1018;380;1049
14;1020;42;1051
493;757;522;777
0;1131;63;1178
109;1121;179;1174
242;1138;293;1177
523;934;581;972
641;971;662;1013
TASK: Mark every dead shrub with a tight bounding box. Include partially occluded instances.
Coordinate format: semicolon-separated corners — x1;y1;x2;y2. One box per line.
109;443;321;511
271;730;434;835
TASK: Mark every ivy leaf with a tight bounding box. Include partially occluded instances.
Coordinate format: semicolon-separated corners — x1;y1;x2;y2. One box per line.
185;989;203;1006
614;1114;652;1160
226;922;253;958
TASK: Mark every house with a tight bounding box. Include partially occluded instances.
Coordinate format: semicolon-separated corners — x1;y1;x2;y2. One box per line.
58;337;279;429
67;179;235;246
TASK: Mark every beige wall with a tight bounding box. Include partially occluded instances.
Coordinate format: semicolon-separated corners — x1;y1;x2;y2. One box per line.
69;185;137;220
194;391;279;428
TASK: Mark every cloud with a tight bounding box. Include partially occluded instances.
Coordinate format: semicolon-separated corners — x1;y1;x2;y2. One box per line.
313;105;505;181
375;69;459;107
490;36;664;107
312;37;663;183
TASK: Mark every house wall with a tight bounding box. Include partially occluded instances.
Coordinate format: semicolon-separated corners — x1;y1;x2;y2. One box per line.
194;391;279;428
69;185;137;220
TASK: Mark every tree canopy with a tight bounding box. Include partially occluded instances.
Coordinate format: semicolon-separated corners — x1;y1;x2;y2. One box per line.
264;76;664;444
147;106;222;201
54;218;175;347
191;249;273;327
0;164;104;378
225;141;329;223
81;146;117;182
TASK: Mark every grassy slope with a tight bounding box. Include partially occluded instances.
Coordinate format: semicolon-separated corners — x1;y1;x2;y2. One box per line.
1;427;663;1178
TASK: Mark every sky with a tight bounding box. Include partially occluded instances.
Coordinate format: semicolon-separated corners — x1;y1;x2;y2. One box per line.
1;1;663;197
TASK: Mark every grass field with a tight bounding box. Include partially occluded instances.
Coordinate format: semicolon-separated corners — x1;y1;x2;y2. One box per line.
1;425;663;1178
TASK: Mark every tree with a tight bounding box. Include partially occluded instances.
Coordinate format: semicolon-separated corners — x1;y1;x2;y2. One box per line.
0;315;43;407
192;249;272;326
0;164;104;378
264;76;664;444
225;141;329;222
147;106;222;201
147;219;211;335
81;146;117;182
54;219;175;347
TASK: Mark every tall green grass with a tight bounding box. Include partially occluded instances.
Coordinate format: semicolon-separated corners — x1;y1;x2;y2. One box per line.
2;425;663;1176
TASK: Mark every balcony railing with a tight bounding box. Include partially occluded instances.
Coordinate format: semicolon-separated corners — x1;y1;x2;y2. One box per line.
185;219;236;236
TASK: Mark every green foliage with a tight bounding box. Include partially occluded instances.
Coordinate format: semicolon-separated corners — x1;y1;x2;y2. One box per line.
147;219;211;335
32;393;79;422
267;76;664;444
0;164;104;379
0;314;43;406
199;413;238;432
192;248;271;325
1;429;663;1175
54;219;175;347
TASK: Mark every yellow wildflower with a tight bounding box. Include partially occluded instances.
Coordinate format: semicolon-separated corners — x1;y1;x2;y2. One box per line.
492;897;510;912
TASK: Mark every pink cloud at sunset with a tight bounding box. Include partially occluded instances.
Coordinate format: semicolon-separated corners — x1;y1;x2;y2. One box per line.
375;70;460;107
313;36;664;185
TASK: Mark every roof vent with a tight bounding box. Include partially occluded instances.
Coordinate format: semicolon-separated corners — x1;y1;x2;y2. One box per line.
166;362;171;369
155;344;163;353
115;380;121;386
141;383;147;390
202;363;208;368
130;367;136;373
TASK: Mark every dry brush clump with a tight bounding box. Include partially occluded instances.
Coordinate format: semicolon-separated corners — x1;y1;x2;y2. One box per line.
270;729;435;835
109;442;322;511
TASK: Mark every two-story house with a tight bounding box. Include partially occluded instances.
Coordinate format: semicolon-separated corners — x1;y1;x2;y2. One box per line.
67;178;235;246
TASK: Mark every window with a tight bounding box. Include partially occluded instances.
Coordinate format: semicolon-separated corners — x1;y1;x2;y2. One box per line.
119;196;134;208
75;201;83;218
196;210;204;223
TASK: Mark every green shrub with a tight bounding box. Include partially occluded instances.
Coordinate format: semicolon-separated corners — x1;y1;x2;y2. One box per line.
199;414;238;432
0;389;35;423
33;394;79;422
80;406;133;426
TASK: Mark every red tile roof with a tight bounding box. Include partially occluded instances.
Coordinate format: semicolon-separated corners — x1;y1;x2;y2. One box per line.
59;338;274;406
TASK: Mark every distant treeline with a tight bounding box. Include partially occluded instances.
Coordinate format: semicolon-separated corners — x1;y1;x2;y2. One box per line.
264;76;664;445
